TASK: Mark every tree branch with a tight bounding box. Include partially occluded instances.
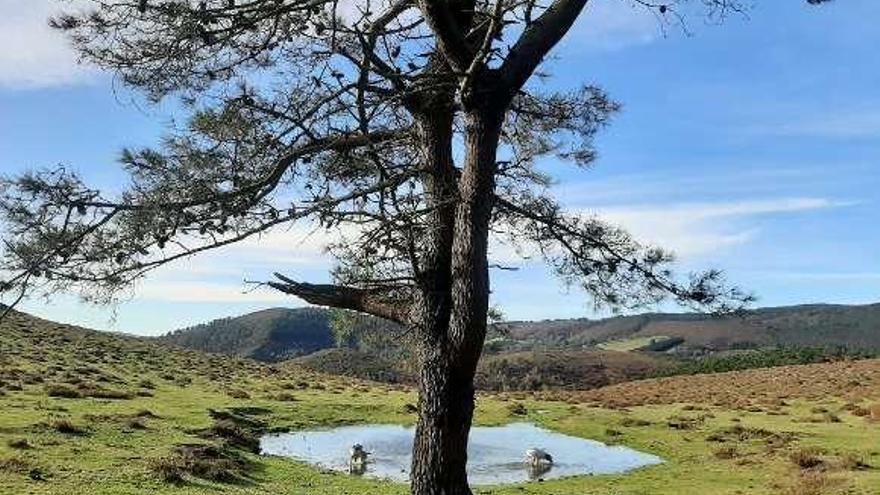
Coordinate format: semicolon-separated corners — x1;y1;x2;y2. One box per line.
416;0;474;72
268;273;410;323
79;129;408;212
498;0;590;98
494;195;753;313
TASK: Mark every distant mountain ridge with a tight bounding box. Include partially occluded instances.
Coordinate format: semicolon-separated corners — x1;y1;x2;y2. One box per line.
159;302;880;365
499;303;880;354
160;307;334;362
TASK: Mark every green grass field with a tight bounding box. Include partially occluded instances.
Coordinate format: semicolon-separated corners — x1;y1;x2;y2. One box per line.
1;310;879;494
597;335;673;352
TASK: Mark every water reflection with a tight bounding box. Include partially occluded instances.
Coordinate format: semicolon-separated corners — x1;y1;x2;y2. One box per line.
349;462;368;476
261;423;662;485
526;462;553;480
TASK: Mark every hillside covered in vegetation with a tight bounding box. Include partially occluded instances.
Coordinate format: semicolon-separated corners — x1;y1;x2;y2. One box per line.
2;308;880;495
164;303;880;361
159;303;880;390
498;303;880;354
161;307;335;361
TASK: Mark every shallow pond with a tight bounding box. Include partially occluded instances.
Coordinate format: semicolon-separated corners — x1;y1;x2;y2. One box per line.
260;423;662;485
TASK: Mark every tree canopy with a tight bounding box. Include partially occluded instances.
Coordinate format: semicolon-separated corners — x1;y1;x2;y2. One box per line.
1;0;841;492
0;0;754;320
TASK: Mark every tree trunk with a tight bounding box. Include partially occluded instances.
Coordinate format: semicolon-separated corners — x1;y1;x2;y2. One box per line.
410;108;503;495
410;343;478;495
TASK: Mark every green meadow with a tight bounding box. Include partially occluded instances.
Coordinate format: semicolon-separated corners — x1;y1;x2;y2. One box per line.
1;311;878;495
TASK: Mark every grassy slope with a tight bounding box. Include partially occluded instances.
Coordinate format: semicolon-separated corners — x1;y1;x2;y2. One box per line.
1;310;879;495
597;335;672;352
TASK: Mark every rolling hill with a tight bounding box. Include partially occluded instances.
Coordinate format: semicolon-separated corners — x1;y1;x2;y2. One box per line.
161;303;880;366
2;307;880;495
154;302;880;391
161;307;335;361
496;302;880;354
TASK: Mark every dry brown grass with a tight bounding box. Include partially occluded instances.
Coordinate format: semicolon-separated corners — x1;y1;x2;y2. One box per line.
226;389;250;399
790;447;825;469
547;359;880;408
150;444;252;484
0;456;31;473
838;451;871;471
782;471;844;495
713;446;739;459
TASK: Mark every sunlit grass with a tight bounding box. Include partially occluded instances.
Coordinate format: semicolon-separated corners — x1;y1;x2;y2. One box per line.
1;310;879;494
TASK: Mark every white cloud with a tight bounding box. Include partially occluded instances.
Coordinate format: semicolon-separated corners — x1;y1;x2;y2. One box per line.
565;0;662;52
490;197;849;265
592;197;849;258
0;0;96;89
768;271;880;282
118;222;341;304
233;224;341;265
111;223;340;304
756;109;880;139
555;166;845;205
135;280;294;303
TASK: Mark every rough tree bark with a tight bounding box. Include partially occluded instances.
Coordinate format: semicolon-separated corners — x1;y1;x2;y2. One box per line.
411;98;505;494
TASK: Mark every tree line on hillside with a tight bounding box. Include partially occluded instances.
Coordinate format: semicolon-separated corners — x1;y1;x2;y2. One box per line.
657;346;878;377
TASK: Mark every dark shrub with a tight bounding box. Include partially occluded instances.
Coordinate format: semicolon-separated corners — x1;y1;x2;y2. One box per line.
46;384;82;398
275;392;297;402
227;389;250;399
790;447;824;469
714;446;739;459
152;444;252;484
201;420;259;453
620;417;652;427
7;438;30;450
81;387;134;400
150;457;186;484
126;417;148;430
50;419;87;436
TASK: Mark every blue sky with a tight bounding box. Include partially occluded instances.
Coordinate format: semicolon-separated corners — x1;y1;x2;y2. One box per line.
1;0;877;335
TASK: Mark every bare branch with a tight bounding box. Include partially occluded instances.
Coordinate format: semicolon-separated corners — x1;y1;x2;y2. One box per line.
268;273;411;323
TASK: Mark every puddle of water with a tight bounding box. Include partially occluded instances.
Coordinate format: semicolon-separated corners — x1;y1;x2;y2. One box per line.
260;422;662;485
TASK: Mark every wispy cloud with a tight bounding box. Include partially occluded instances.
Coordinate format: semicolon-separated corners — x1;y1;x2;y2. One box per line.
135;280;294;303
489;197;848;266
766;271;880;282
115;223;340;304
757;109;880;139
592;197;850;258
565;0;661;52
0;0;96;89
555;166;843;205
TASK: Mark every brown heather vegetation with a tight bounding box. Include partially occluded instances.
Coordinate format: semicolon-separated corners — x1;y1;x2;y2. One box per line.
296;347;666;391
547;358;880;408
